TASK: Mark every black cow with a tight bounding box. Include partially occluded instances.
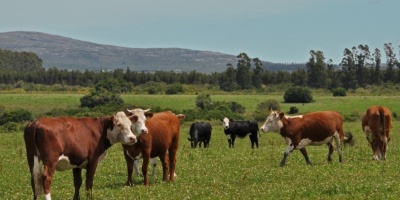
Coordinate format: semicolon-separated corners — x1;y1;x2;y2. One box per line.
221;117;259;148
187;122;212;148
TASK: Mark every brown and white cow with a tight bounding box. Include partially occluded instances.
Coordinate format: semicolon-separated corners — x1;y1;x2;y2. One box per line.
261;110;352;166
123;110;184;186
23;111;144;200
362;106;392;160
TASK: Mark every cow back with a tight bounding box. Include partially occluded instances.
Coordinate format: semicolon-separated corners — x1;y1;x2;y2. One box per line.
281;111;343;140
227;120;259;138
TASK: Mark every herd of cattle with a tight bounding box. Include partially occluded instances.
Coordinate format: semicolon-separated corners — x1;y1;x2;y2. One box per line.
23;105;392;200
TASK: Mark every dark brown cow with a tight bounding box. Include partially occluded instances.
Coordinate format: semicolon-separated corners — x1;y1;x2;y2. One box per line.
362;106;392;160
123;110;185;186
24;111;143;200
261;110;352;166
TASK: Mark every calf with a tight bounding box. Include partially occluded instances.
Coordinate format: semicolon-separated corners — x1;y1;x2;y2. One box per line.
24;111;141;200
362;106;392;160
221;117;259;148
188;122;212;148
123;110;184;186
261;110;352;166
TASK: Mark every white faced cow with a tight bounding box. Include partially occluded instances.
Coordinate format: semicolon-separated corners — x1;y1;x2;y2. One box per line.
362;106;392;160
261;110;352;166
24;111;142;200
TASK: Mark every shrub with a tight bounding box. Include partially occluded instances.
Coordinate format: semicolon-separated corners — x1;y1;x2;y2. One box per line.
80;90;124;108
2;122;20;132
253;99;281;121
288;106;299;114
284;86;313;103
0;109;33;125
165;84;184;94
332;87;347;97
196;94;213;110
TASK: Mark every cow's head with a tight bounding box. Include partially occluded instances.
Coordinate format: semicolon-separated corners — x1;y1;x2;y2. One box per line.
107;111;137;145
127;108;153;136
221;117;231;130
260;110;283;133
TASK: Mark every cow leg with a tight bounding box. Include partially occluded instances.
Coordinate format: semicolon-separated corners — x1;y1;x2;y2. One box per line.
158;152;169;181
150;158;157;177
42;163;57;200
299;148;312;165
72;168;82;200
85;162;99;200
332;131;343;162
280;143;295;167
250;133;259;148
168;147;178;181
227;139;232;148
231;136;236;148
125;157;135;186
327;142;334;163
142;156;150;186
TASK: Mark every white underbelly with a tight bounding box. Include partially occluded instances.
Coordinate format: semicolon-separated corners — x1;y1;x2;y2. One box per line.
56;155;88;171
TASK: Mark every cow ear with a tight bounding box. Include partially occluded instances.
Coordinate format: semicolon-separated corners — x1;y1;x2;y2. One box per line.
279;112;285;119
229;118;233;121
129;115;138;122
145;112;153;119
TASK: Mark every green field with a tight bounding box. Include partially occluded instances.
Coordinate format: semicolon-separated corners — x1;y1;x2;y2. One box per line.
1;94;399;199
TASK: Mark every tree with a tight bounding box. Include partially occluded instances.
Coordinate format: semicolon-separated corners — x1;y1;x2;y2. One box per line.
341;48;358;89
220;63;239;91
355;44;373;87
306;50;327;88
252;58;263;88
236;53;253;89
371;48;382;84
383;43;398;83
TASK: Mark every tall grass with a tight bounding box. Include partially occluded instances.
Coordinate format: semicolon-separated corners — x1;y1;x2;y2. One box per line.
1;94;399;199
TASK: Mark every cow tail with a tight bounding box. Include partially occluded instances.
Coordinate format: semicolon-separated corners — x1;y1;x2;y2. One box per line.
24;121;44;195
343;131;354;146
379;108;388;145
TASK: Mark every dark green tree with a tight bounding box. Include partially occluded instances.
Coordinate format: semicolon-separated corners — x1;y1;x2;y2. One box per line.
383;43;397;82
236;53;252;89
220;63;239;91
341;48;358;89
252;58;263;88
306;50;327;88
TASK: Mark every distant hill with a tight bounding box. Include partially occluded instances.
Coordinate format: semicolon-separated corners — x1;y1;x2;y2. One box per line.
0;31;306;73
0;31;242;73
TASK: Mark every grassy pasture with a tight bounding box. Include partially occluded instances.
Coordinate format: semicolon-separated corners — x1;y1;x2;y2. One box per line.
1;94;400;199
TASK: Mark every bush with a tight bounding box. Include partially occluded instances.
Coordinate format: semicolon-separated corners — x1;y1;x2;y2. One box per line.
284;86;313;103
165;84;184;94
333;87;347;96
288;106;299;114
2;122;20;132
0;109;33;125
80;90;124;108
253;99;281;121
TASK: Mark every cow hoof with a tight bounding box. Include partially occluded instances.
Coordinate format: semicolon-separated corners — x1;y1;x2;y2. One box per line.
125;181;133;186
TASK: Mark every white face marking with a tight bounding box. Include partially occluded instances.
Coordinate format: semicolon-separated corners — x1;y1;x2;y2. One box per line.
222;117;230;129
261;111;281;132
107;111;136;145
127;108;150;136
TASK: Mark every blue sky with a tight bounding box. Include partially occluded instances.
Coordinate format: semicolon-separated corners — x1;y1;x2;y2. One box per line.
1;0;399;64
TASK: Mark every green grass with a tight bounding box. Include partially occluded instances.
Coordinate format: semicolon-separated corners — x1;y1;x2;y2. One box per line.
1;94;400;199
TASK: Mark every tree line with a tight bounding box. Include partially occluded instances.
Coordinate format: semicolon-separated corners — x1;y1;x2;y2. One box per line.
0;43;399;91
